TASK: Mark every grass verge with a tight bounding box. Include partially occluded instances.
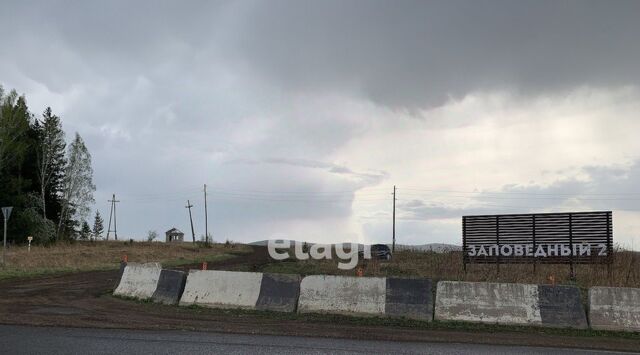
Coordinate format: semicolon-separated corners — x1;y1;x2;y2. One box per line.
108;296;640;341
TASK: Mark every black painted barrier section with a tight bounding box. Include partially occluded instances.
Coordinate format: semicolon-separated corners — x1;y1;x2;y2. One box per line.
385;277;433;321
152;270;187;305
256;273;301;312
113;261;127;290
538;285;588;329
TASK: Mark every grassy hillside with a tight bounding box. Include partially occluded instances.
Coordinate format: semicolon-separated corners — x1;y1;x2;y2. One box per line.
0;241;251;280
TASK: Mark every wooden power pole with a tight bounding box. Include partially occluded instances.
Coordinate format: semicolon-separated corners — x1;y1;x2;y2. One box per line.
392;185;396;253
204;184;209;244
186;200;196;243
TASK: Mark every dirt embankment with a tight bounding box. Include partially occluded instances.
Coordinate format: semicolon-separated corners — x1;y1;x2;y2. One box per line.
0;246;638;352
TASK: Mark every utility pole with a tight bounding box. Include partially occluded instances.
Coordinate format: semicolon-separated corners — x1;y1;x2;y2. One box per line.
113;194;119;241
392;186;396;253
204;184;209;244
186;200;196;243
107;194;120;241
106;198;113;241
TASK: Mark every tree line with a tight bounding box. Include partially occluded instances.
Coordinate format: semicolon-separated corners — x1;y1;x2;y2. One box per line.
0;85;102;243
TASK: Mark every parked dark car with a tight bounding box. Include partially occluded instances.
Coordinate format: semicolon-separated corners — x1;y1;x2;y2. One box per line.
358;244;392;261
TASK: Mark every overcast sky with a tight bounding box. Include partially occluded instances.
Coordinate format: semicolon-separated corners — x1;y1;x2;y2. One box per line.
2;0;640;248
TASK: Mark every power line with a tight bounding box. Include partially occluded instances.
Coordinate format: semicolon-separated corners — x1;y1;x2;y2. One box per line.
205;194;389;202
204;187;390;195
94;183;640;215
123;193;201;203
210;191;389;198
117;186;389;203
398;192;640;201
401;187;640;196
122;187;202;198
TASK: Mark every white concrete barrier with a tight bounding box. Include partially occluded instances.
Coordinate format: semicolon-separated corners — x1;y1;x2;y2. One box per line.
179;270;301;312
180;270;263;309
113;262;162;300
434;281;587;328
435;281;541;325
589;286;640;332
298;275;386;316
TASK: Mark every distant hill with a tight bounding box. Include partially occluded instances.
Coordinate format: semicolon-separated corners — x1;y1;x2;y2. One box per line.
392;243;461;252
248;239;461;253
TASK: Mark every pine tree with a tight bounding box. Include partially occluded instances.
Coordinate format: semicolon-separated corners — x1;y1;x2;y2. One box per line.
35;107;66;220
92;210;104;240
79;221;91;240
0;89;32;178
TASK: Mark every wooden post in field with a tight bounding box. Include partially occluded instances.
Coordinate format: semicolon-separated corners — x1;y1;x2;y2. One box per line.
204;184;209;244
392;186;396;253
186;200;196;243
2;207;12;267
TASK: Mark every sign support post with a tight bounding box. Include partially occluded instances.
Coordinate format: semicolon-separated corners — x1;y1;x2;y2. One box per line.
2;206;13;267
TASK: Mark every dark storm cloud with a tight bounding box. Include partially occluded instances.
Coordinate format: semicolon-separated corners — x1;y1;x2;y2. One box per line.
223;0;640;108
3;0;639;106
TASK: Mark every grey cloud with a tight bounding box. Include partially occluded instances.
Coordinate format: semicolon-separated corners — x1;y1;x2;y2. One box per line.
398;199;497;220
4;1;639;109
230;157;388;187
399;160;640;222
222;0;640;109
477;162;640;212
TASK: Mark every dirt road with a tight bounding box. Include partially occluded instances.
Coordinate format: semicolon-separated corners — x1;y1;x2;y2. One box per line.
0;247;637;352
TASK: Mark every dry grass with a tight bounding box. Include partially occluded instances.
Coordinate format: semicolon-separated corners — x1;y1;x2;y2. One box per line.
262;248;640;289
0;241;251;279
3;240;637;289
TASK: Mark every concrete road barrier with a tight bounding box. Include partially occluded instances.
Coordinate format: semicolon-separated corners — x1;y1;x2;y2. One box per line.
435;281;540;326
113;262;162;300
298;275;386;316
589;286;640;332
113;261;127;289
435;281;587;329
152;270;187;305
179;270;300;312
385;277;433;320
256;273;301;312
537;285;587;329
180;270;263;309
298;275;433;320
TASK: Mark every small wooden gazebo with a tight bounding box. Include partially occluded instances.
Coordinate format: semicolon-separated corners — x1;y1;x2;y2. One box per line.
165;227;184;243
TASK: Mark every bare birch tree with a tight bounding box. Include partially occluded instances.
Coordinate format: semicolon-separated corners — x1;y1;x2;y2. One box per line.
57;132;95;240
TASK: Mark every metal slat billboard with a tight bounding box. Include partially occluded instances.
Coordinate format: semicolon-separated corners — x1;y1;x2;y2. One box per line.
462;211;612;266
